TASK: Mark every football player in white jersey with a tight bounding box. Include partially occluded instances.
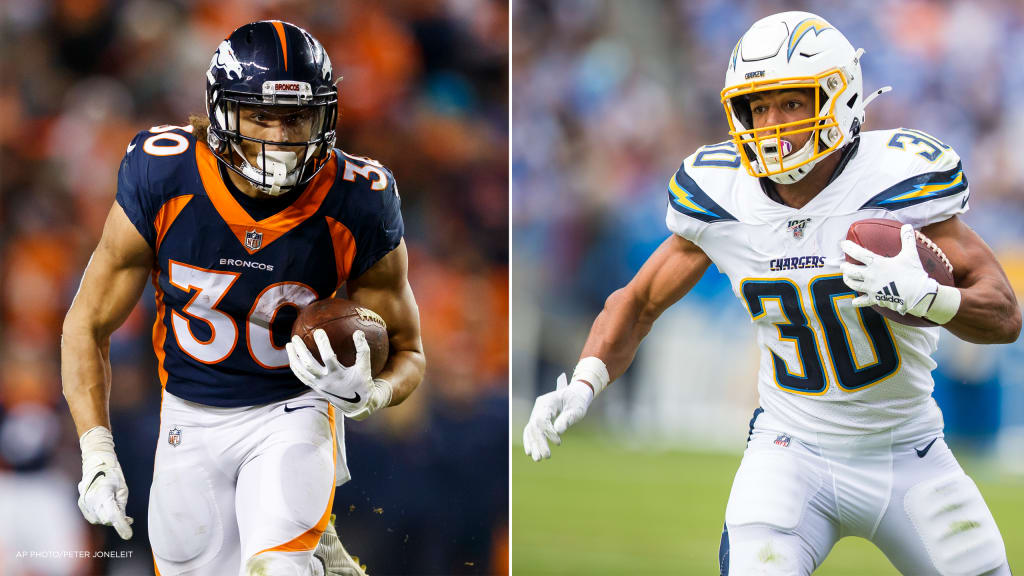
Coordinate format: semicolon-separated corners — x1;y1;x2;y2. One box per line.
523;11;1019;576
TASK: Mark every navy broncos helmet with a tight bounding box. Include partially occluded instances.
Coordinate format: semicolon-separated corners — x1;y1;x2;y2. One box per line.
205;21;338;195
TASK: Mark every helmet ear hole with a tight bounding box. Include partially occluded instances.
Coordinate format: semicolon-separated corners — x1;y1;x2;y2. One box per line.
722;12;868;183
732;95;753;130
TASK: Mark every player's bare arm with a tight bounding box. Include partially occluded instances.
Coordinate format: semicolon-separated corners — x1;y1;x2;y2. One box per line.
346;238;425;406
60;201;151;540
523;9;1016;573
580;233;712;382
286;237;425;421
921;216;1021;344
62;202;153;435
523;234;710;461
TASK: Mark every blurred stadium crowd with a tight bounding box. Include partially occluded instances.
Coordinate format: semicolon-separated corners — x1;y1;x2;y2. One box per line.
0;1;508;575
511;0;1024;455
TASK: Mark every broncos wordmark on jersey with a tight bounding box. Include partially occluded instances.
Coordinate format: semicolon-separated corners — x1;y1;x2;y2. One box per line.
117;124;403;407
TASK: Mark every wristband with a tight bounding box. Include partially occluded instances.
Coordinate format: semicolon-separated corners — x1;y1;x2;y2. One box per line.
79;426;115;454
924;284;961;325
371;378;394;410
571;356;610;397
346;379;393;421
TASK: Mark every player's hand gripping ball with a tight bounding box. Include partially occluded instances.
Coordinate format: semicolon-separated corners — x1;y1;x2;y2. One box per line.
291;298;389;376
841;219;954;327
287;299;392;419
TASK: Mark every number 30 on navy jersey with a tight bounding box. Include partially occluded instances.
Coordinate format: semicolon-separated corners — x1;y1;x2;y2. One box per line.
117;124;403;407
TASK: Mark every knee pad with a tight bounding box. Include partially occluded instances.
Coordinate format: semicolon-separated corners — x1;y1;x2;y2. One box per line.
904;472;1007;576
725;450;821;531
236;439;335;559
723;449;822;576
149;465;221;564
721;524;805;576
275;442;334;524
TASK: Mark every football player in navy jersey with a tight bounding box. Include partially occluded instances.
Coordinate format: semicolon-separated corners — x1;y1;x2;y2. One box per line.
61;21;424;576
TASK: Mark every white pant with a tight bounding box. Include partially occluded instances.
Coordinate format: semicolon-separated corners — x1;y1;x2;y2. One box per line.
149;389;349;576
720;409;1010;576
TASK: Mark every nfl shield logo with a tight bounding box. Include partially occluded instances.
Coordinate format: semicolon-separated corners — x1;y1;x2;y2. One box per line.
245;229;263;251
787;218;810;239
774;433;791;447
168;427;182;447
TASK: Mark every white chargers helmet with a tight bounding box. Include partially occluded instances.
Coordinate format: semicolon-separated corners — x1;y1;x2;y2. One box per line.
721;11;889;184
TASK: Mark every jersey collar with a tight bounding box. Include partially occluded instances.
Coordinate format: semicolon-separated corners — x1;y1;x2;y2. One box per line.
196;143;336;254
759;138;861;206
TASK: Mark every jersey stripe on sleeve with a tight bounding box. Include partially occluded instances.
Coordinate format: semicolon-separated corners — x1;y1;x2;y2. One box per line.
859;161;967;211
667;166;737;223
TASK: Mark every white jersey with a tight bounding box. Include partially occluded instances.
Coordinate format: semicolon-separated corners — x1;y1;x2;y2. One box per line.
665;128;969;437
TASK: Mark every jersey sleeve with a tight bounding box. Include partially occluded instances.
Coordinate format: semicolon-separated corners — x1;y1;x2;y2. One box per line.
859;129;969;229
115;131;158;247
348;166;404;280
664;153;738;245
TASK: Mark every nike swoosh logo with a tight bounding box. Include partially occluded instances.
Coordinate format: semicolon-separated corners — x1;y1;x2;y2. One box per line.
126;143;136;153
284;404;315;413
915;438;938;458
87;471;105;491
323;390;361;404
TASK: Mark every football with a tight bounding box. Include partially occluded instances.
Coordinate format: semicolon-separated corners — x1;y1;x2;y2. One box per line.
291;298;389;376
845;218;955;327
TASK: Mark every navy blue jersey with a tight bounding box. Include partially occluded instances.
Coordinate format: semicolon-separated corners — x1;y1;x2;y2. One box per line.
116;124;403;407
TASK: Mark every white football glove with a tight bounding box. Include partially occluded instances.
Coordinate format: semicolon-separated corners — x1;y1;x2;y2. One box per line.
523;373;594;461
77;426;133;540
286;330;391;420
840;223;940;317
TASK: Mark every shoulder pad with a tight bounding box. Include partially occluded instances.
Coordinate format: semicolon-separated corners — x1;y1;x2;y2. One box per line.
331;150;403;280
336;149;397;196
129;124;198;158
665;142;743;244
880;127;960;170
116;124;198;248
123;124;198;179
858;128;967;211
668;142;740;223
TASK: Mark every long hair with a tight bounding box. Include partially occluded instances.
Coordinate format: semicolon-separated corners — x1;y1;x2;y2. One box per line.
189;114;210;144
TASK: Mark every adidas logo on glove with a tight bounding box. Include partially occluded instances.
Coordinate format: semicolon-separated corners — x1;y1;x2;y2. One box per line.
874;282;904;306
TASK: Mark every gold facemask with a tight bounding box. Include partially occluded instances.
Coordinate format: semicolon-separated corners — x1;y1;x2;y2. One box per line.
721;68;847;180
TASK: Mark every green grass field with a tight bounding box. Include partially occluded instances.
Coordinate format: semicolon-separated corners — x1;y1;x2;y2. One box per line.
511;431;1023;575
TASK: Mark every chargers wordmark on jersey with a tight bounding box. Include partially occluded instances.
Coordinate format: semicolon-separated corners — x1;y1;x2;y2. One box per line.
769;255;825;272
665;129;970;437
